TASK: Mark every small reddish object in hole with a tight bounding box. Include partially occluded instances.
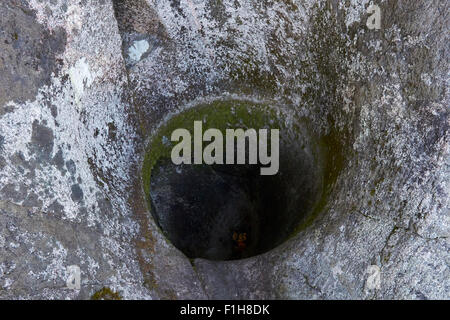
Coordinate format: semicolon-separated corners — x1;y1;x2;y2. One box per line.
233;232;247;252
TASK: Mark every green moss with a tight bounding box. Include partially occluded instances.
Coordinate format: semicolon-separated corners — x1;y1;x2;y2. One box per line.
91;287;122;300
319;130;346;190
142;99;285;204
143;276;159;291
383;252;391;264
288;128;346;236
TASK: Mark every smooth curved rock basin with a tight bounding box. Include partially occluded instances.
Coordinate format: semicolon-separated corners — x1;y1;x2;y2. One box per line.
143;100;331;260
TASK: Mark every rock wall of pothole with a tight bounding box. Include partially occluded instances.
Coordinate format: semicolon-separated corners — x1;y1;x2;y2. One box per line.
0;0;448;300
143;100;325;261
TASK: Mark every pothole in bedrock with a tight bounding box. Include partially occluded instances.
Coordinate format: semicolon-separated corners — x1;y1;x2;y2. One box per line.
142;99;343;261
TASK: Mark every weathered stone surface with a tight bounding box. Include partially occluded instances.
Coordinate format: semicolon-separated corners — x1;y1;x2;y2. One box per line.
0;0;448;299
0;0;66;111
0;0;204;299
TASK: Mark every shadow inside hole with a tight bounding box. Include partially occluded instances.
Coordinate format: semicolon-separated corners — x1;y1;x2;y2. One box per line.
149;137;321;261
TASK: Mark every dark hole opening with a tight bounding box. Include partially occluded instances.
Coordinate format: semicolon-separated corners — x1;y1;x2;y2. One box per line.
149;138;321;260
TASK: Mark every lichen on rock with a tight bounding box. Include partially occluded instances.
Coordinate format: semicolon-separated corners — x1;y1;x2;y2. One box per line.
0;0;448;300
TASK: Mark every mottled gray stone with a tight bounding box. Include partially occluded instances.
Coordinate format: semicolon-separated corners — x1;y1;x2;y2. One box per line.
30;120;54;160
70;184;83;202
0;0;448;300
0;0;66;109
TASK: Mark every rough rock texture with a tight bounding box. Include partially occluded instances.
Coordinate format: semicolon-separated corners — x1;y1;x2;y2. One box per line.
0;0;203;299
0;0;448;299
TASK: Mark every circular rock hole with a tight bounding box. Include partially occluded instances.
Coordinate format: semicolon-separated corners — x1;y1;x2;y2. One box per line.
142;100;330;260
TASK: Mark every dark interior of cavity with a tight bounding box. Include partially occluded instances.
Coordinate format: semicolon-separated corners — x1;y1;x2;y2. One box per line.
149;138;322;261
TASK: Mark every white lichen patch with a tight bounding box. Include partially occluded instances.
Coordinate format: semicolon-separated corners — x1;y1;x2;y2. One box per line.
68;57;95;106
28;0;69;31
339;0;371;28
0;0;151;300
128;40;150;62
